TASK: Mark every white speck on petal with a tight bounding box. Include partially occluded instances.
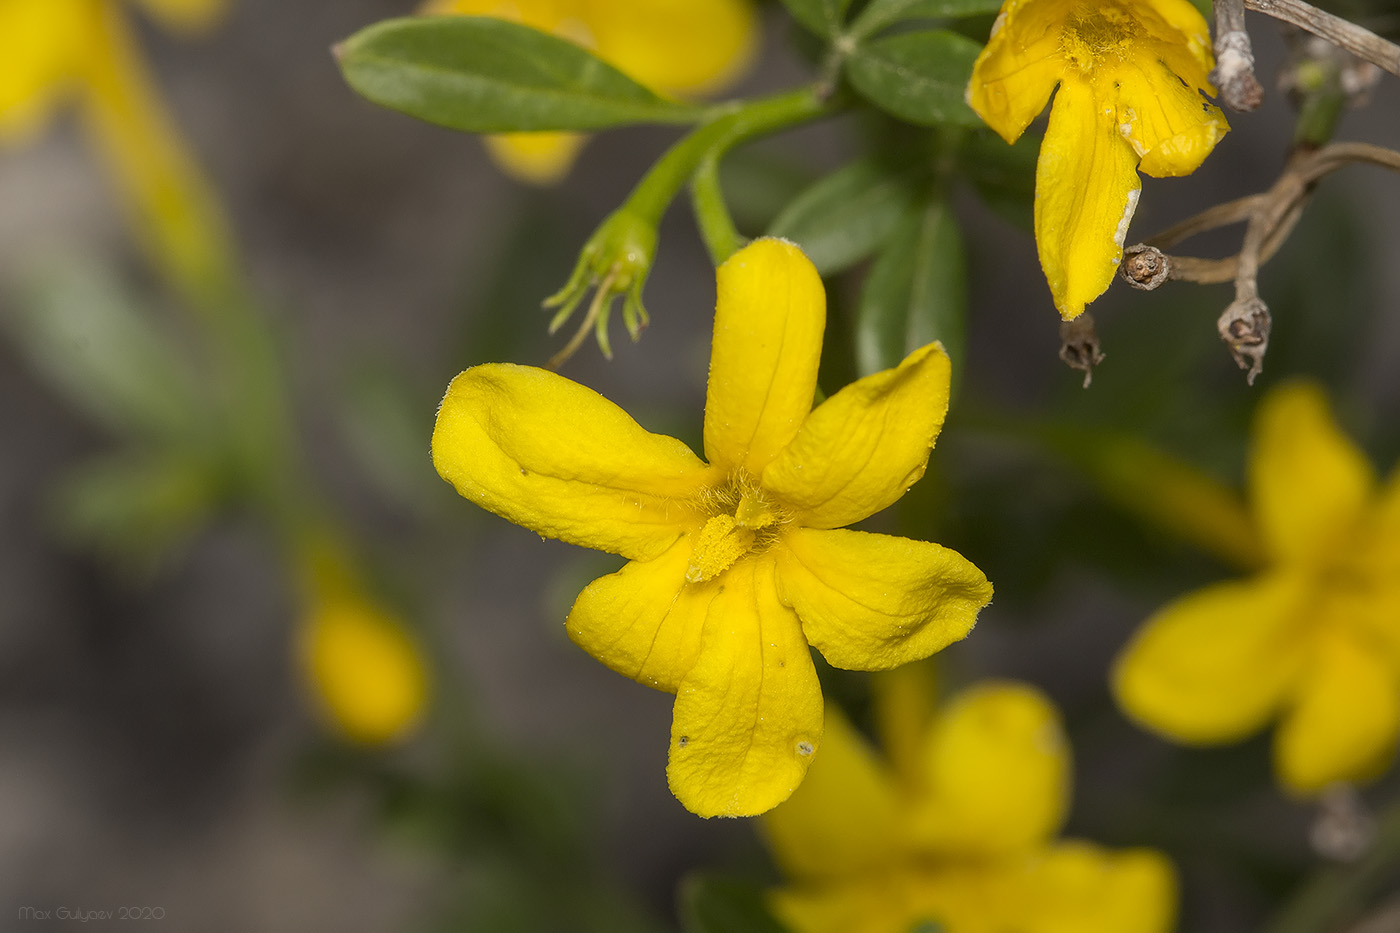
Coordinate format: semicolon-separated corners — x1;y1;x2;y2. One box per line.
1113;188;1140;249
796;741;814;756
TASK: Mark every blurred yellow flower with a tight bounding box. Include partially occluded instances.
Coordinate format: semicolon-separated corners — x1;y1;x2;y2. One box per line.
764;677;1176;933
968;0;1228;320
432;238;991;816
298;542;429;745
1115;382;1400;795
0;0;231;294
422;0;758;184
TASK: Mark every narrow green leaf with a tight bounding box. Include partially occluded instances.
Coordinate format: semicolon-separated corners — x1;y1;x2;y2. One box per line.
768;159;924;276
856;194;967;380
851;0;1004;38
5;259;201;437
778;0;855;37
336;17;704;133
845;30;983;127
679;874;787;933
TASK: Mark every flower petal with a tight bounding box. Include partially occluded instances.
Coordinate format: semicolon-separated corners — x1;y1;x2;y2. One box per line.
1016;841;1178;933
484;131;588;185
1276;628;1400;795
905;681;1070;857
966;0;1064;144
1112;57;1227;178
433;363;715;561
775;527;990;672
591;0;758;98
1250;381;1377;567
0;0;89;141
667;557;824;817
1113;573;1309;744
761;342;951;529
1135;0;1217;84
703;238;826;476
566;533;717;692
1035;75;1142;320
762;705;900;882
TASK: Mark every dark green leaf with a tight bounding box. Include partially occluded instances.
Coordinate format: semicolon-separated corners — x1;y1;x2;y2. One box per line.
779;0;854;37
767;159;924;276
679;874;787;933
336;17;703;133
856;194;967;380
959;129;1038;231
845;30;983;127
851;0;1005;38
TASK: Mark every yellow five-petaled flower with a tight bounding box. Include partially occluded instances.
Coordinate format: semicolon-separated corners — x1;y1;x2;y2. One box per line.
968;0;1229;320
1115;382;1400;795
763;677;1177;933
432;238;992;817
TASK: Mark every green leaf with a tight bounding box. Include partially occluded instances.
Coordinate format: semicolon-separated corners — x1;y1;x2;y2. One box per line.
5;258;202;437
959;129;1038;231
856;194;967;380
779;0;855;37
845;30;983;127
851;0;1005;38
679;874;787;933
336;17;704;133
767;159;924;276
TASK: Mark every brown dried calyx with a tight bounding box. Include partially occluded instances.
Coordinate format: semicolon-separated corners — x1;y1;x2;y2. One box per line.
1217;297;1272;385
1119;244;1172;290
1059;313;1106;388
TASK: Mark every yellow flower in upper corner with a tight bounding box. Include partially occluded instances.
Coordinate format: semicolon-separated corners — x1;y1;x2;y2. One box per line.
968;0;1229;320
297;542;430;746
0;0;232;293
432;238;992;817
422;0;758;184
1115;381;1400;795
763;679;1177;933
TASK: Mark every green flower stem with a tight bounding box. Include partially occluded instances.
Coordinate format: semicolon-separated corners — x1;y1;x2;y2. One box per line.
1269;796;1400;933
690;154;744;266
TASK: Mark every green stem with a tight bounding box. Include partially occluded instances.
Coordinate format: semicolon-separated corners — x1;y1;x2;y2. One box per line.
690;154;745;266
1269;798;1400;933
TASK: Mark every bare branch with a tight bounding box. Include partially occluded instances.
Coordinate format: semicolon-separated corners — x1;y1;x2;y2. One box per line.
1214;0;1265;111
1246;0;1400;77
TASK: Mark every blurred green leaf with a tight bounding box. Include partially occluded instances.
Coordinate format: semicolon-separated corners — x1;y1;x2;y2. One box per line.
856;193;967;379
5;259;202;437
680;874;787;933
851;0;1005;38
959;129;1038;231
49;449;222;574
768;158;924;276
336;17;703;133
845;31;983;127
779;0;854;37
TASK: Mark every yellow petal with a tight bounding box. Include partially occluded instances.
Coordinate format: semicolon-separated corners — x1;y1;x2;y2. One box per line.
1017;841;1178;933
762;705;900;882
133;0;227;33
1250;381;1377;566
565;533;717;691
667;557;824;817
769;874;907;933
703;238;826;476
1035;74;1142;320
774;527;990;671
0;0;90;143
1276;628;1400;795
1135;0;1217;84
301;596;429;745
871;660;939;790
1113;572;1309;744
433;363;716;561
588;0;758;97
907;681;1070;857
966;0;1064;144
761;342;951;529
484;131;588;186
1111;58;1227;178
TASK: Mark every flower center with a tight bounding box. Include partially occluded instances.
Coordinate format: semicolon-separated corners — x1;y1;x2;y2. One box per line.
1061;3;1135;74
686;478;786;583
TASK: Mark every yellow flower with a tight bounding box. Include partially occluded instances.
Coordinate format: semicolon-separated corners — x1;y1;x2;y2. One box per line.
763;677;1177;933
0;0;232;295
423;0;758;184
967;0;1228;320
1115;382;1400;795
432;238;992;816
297;541;430;745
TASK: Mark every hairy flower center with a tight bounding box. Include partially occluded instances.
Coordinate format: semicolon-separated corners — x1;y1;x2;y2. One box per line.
1061;3;1135;73
686;479;786;583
